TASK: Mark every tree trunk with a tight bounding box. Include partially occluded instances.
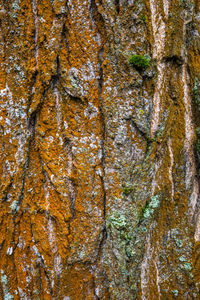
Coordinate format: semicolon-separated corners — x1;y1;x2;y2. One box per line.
0;0;200;299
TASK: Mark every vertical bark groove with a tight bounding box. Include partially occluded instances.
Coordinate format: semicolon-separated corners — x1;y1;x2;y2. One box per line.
0;0;200;299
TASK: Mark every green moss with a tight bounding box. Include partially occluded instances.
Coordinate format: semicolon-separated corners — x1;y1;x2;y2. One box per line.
128;54;150;70
140;14;147;23
123;186;133;196
139;109;145;116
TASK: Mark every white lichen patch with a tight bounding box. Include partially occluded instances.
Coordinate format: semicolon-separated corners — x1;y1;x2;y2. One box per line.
182;64;198;216
168;138;174;200
7;247;13;256
0;84;29;166
84;102;98;119
141;223;160;300
150;0;167;137
163;0;169;18
10;200;19;213
150;62;166;137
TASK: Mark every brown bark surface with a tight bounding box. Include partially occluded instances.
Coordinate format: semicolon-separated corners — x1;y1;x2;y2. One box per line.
0;0;200;299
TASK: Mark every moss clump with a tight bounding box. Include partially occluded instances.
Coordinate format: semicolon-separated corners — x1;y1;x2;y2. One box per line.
128;54;150;70
140;14;147;23
123;186;133;196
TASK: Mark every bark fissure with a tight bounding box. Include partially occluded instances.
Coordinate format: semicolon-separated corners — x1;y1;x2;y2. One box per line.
32;0;39;65
1;0;200;298
115;0;120;14
61;23;71;65
98;46;107;249
64;138;77;220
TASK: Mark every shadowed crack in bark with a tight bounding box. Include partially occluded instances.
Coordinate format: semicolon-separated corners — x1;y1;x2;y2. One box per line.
32;0;39;66
97;46;108;260
115;0;120;14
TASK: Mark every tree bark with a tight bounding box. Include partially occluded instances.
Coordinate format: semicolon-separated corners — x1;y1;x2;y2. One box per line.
0;0;200;299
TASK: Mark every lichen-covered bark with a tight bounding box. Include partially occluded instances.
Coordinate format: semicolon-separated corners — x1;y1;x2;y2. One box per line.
0;0;200;299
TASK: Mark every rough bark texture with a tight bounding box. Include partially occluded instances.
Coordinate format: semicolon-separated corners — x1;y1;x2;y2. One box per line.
0;0;200;299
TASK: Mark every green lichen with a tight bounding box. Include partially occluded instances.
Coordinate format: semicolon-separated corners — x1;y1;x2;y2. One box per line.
1;271;8;286
79;250;85;259
183;262;192;272
120;231;132;242
126;247;135;258
12;0;20;11
174;237;183;248
69;74;79;90
128;54;150;70
149;195;160;208
1;270;13;300
107;211;135;260
4;294;14;300
172;290;179;297
108;212;127;230
142;195;161;219
10;200;18;213
179;255;187;262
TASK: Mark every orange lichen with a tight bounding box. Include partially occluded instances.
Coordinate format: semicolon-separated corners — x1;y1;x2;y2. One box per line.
0;0;200;299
